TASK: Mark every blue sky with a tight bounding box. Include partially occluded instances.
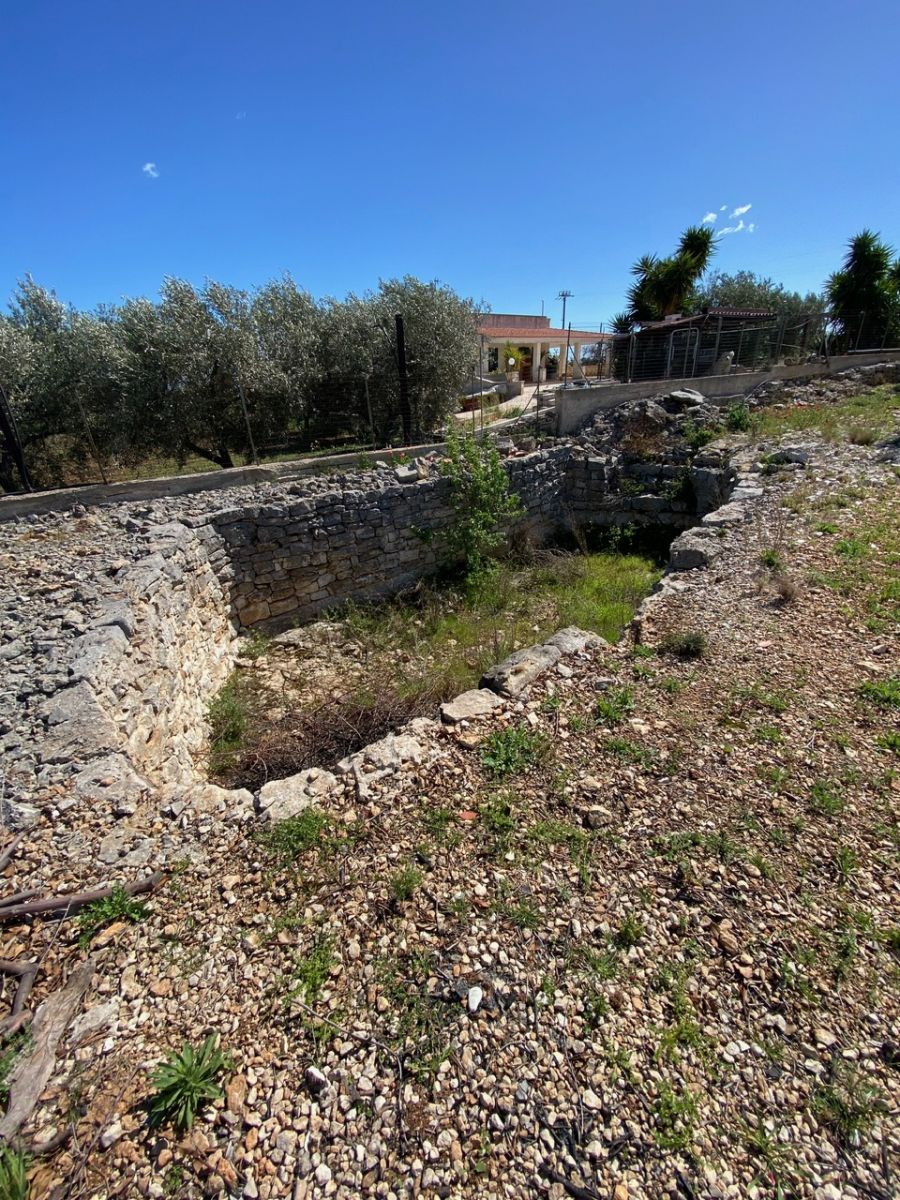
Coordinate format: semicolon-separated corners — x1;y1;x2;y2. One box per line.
1;1;897;328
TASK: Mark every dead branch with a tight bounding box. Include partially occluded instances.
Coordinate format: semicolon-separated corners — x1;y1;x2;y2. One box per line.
0;888;39;908
0;956;39;1019
0;832;24;873
0;870;165;923
0;958;94;1140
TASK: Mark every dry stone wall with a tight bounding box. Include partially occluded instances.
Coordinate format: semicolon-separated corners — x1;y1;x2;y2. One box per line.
1;442;727;851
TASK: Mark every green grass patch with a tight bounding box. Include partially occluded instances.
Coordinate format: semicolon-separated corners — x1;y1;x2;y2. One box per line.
859;676;900;709
76;886;149;948
480;725;551;778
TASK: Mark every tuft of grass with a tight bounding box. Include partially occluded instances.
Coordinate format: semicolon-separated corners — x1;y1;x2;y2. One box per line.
658;630;707;659
876;731;900;754
148;1035;229;1132
480;725;551;778
595;686;635;724
859;677;900;709
604;737;658;768
833;845;858;886
759;548;785;573
258;808;362;866
0;1146;29;1200
653;1081;698;1152
614;913;645;949
809;781;844;817
389;865;423;903
207;675;248;748
76;886;149;949
478;791;517;855
281;934;335;1008
812;1067;887;1146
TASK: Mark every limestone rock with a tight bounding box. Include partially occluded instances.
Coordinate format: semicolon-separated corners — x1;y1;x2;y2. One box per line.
68;624;129;684
440;689;504;724
257;768;338;822
38;683;118;764
668;528;724;571
481;644;562;697
71;754;152;811
544;627;606;655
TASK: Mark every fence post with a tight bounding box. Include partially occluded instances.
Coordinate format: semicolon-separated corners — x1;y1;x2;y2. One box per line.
854;313;866;351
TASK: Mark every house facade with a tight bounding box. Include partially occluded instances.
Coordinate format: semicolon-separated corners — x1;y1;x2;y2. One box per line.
478;313;608;384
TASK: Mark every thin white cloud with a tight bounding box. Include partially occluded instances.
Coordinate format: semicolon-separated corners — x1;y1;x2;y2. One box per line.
235;110;247;121
730;203;752;218
142;162;159;179
701;211;717;224
720;205;727;211
720;219;754;236
748;222;755;233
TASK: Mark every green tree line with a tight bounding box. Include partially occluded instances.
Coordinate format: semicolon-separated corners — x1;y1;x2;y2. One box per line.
0;274;482;492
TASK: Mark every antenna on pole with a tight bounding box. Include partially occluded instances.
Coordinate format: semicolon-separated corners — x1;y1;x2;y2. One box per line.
557;290;574;329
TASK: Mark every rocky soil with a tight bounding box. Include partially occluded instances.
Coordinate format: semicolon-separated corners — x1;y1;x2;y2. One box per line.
0;369;898;1200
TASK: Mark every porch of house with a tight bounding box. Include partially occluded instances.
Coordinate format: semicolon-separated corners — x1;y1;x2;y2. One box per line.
477;313;608;386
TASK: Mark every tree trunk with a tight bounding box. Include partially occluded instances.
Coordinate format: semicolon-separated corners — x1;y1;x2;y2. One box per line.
184;441;235;470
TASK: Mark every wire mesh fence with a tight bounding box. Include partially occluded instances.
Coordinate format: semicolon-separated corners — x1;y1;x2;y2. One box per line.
559;313;900;388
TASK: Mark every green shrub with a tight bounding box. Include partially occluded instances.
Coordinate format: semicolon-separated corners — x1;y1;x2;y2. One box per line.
440;426;523;585
148;1035;229;1131
725;401;752;432
859;677;900;709
207;675;247;748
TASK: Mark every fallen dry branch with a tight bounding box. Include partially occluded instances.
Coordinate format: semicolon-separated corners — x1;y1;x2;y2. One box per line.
0;958;94;1140
0;831;24;873
0;956;39;1021
0;870;165;923
0;888;39;908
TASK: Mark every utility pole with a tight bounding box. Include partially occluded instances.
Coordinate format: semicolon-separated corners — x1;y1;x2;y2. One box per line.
557;289;574;330
395;313;412;445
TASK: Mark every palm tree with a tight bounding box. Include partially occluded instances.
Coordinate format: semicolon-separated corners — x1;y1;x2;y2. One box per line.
615;226;717;332
826;230;900;349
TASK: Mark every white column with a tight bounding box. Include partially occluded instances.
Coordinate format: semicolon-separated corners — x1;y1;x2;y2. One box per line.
532;342;542;384
559;341;568;379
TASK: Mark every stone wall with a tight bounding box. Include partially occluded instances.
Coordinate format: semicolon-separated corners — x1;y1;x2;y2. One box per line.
3;441;725;838
201;447;576;631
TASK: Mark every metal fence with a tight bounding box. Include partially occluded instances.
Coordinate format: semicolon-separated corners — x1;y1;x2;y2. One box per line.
560;313;900;387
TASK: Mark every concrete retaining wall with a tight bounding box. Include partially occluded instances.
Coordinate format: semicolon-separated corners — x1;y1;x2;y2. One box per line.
555;350;900;435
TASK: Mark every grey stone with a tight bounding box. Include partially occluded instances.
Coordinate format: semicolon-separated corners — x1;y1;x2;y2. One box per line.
71;754;152;810
481;643;562;697
38;683;119;764
668;528;724;571
702;502;747;527
68;625;128;684
257;768;338;822
440;689;504;724
545;627;606;655
666;388;705;407
1;799;39;829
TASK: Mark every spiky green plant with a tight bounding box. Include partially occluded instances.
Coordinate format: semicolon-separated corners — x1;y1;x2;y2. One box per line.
0;1145;30;1200
148;1035;228;1131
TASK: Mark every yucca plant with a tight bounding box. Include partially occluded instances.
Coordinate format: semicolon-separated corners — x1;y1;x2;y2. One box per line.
148;1035;228;1131
0;1144;30;1200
